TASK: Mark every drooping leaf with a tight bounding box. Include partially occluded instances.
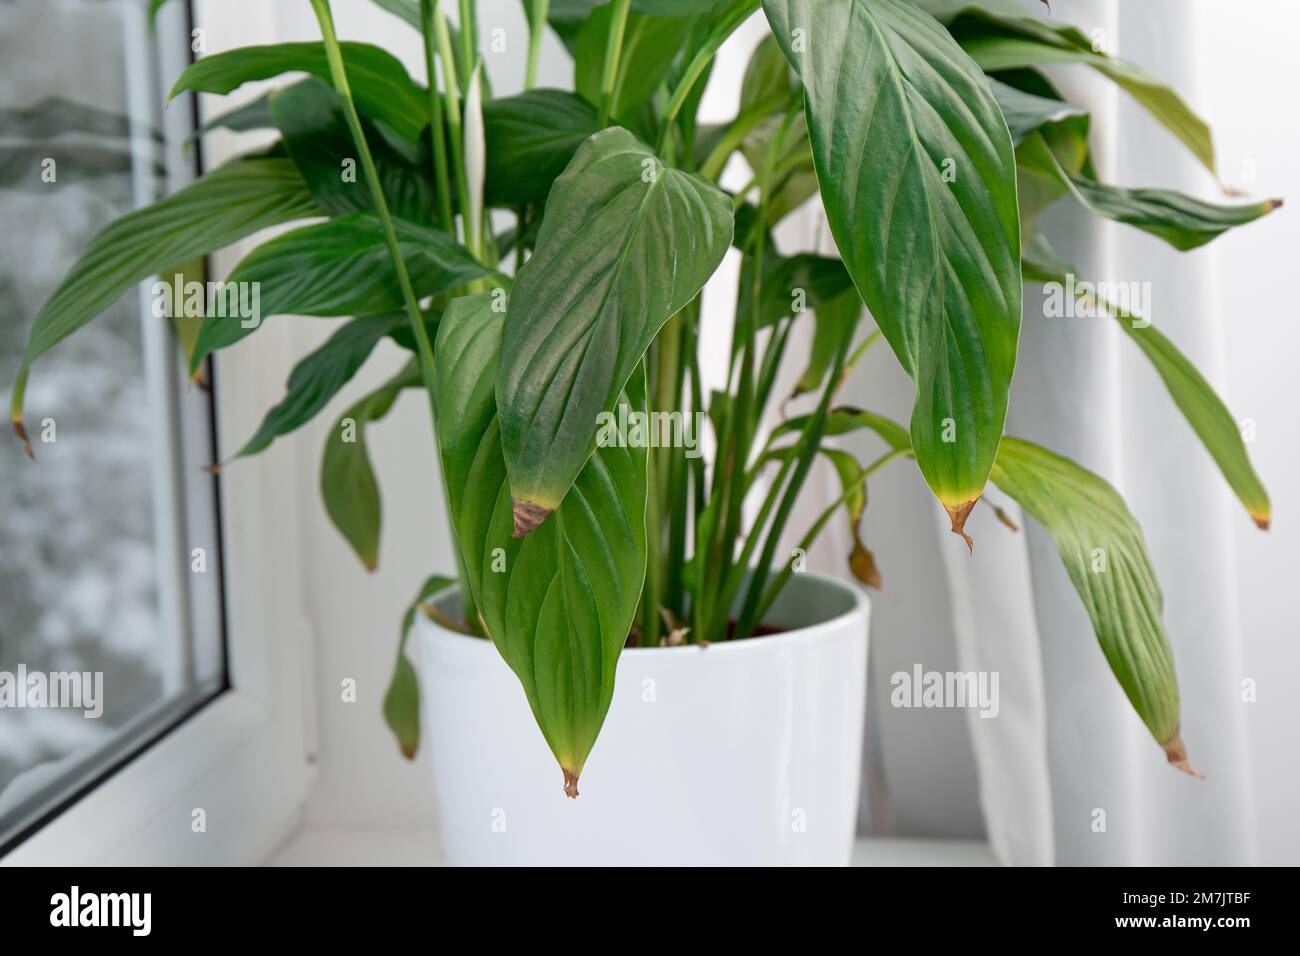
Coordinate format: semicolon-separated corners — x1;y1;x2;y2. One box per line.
321;361;421;571
1023;235;1271;529
233;313;410;460
11;157;318;425
169;41;429;143
821;447;882;588
495;128;731;533
762;0;1023;545
384;573;458;759
188;213;489;372
991;437;1196;774
930;2;1218;176
1017;133;1280;251
435;293;648;796
483;90;601;207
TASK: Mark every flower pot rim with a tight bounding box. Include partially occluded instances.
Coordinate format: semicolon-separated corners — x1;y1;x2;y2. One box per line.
420;569;870;659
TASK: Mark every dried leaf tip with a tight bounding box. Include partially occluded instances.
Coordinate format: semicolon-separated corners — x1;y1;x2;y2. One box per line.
562;768;580;800
511;498;553;538
1162;733;1205;779
1251;512;1270;532
945;499;978;553
12;416;33;460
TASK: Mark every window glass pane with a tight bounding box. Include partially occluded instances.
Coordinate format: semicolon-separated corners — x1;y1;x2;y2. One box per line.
0;0;223;846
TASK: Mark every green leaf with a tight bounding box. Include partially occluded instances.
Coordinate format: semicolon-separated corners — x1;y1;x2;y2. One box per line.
991;437;1196;774
763;0;1023;543
11;156;318;423
935;4;1217;175
384;573;457;759
574;7;698;118
321;361;421;571
269;78;434;224
191;94;277;141
188;213;489;373
434;294;648;795
169;42;429;143
740;110;819;225
1017;132;1280;251
496;128;731;531
989;76;1086;145
483;90;601;207
740;33;797;115
1023;235;1271;529
740;250;854;332
233;313;409;460
369;0;421;28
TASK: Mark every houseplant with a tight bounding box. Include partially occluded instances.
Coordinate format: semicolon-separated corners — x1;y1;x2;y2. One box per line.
11;0;1278;859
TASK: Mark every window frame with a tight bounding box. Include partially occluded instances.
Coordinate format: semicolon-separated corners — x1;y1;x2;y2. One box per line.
1;0;316;865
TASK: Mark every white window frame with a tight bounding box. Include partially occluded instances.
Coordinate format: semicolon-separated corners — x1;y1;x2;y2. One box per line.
2;0;316;866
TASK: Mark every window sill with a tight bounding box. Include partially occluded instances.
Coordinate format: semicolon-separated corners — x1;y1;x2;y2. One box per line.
266;825;996;867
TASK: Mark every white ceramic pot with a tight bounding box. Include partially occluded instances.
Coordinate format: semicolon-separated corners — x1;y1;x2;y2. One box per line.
417;571;870;866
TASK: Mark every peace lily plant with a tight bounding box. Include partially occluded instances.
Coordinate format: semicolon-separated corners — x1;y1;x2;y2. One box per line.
11;0;1277;798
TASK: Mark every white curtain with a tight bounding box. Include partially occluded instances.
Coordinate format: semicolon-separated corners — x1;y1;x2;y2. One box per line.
780;0;1300;866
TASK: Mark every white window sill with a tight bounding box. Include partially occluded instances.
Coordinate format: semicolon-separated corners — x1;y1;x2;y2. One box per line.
266;826;997;867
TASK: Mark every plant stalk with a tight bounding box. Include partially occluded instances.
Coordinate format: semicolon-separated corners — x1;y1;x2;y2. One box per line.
525;0;550;91
310;0;478;627
597;0;632;127
419;0;455;232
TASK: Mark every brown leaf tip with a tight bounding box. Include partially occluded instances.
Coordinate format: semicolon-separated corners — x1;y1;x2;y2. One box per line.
12;416;33;460
512;498;553;538
945;498;978;553
1162;733;1205;779
1251;512;1270;532
562;768;580;800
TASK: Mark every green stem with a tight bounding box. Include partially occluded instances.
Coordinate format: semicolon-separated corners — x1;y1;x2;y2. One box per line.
642;438;662;647
457;0;477;88
432;6;473;252
526;0;550;90
732;333;852;639
698;108;770;180
310;0;477;627
310;0;429;377
420;0;454;232
597;0;632;127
